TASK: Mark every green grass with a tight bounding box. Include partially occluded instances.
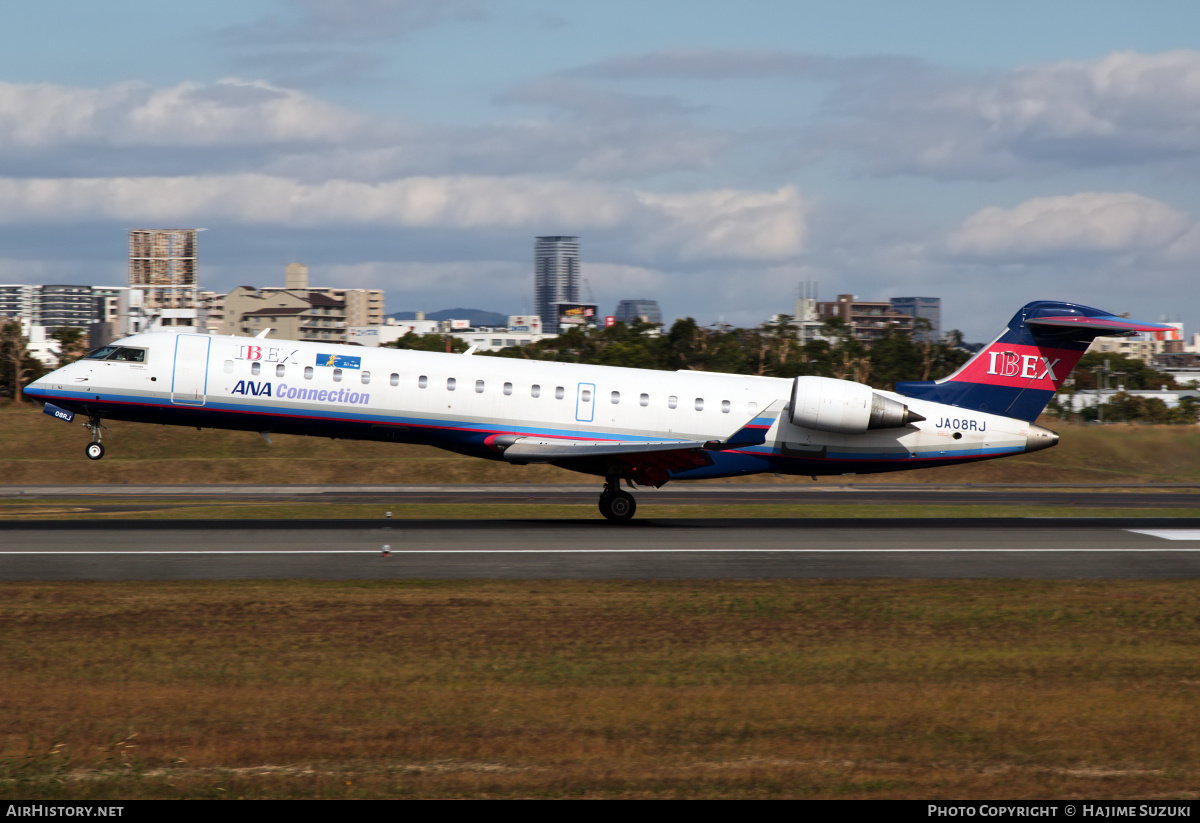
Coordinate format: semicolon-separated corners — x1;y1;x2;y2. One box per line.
1;499;1198;520
2;580;1199;799
5;401;1200;485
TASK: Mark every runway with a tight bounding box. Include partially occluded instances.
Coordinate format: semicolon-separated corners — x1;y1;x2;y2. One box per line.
3;517;1200;580
3;483;1200;512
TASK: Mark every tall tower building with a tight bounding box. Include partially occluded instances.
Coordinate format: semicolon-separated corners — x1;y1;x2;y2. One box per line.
285;262;309;291
535;236;580;335
129;229;198;312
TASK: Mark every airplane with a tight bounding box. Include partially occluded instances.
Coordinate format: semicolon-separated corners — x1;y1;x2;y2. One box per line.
24;300;1172;522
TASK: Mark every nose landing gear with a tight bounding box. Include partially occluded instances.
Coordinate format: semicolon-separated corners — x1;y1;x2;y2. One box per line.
82;415;109;460
598;477;637;522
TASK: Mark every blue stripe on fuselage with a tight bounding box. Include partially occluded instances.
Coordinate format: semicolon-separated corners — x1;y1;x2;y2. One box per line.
29;387;1016;478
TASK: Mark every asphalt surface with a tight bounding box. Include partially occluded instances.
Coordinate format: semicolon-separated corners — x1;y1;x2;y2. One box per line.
3;517;1200;580
3;483;1200;510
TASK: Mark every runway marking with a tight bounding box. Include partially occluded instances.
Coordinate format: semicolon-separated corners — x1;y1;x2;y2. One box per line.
1126;529;1200;541
5;548;1200;555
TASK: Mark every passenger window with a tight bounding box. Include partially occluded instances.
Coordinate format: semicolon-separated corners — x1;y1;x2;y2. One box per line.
447;377;456;391
640;393;649;407
251;362;261;376
611;391;620;404
475;380;485;393
276;364;286;378
304;366;313;380
581;389;592;402
333;368;343;382
721;400;731;413
390;373;399;387
223;360;234;374
531;384;541;398
748;401;758;413
668;396;678;409
362;371;371;385
418;375;428;389
503;382;512;396
695;398;704;411
555;386;564;399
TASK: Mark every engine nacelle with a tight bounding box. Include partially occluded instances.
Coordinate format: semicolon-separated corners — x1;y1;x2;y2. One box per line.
789;375;924;435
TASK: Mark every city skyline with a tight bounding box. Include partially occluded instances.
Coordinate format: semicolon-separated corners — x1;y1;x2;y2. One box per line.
1;2;1199;340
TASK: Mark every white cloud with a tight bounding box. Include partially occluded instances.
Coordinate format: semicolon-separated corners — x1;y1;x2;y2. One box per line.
0;174;810;262
0;76;728;181
945;192;1194;259
0;78;364;149
803;49;1200;177
637;186;808;260
581;262;669;301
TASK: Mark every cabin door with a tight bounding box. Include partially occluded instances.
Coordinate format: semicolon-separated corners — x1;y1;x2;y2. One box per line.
575;382;595;423
171;334;211;406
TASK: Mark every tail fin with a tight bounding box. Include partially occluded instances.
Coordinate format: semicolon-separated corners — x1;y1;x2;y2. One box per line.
895;300;1172;422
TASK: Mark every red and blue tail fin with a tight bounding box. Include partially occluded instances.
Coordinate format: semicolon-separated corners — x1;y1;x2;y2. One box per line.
894;301;1172;422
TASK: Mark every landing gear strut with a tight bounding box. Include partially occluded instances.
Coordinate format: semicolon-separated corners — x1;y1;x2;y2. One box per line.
83;415;108;460
598;477;636;523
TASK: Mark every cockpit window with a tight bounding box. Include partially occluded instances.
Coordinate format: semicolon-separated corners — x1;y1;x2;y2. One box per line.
84;346;146;362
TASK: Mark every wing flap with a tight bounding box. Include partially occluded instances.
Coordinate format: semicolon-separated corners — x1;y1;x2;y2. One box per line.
502;438;706;463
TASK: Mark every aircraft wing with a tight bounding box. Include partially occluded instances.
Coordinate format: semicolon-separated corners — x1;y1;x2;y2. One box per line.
500;400;783;463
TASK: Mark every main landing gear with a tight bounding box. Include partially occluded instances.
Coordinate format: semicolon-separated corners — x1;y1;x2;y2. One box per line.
598;477;636;523
83;415;109;460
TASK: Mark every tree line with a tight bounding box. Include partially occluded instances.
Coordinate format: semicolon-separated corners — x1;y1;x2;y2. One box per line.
1044;351;1199;424
0;322;84;403
388;316;972;387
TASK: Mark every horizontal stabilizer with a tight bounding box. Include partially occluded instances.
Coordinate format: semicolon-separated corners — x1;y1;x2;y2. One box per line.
502;437;704;463
1025;315;1174;336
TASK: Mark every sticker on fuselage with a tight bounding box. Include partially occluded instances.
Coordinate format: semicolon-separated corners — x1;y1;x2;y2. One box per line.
316;353;361;369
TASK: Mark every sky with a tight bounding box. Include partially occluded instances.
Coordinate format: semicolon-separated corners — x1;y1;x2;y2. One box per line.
2;0;1200;340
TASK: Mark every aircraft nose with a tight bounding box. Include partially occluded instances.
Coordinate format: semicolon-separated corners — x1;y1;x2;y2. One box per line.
1024;424;1059;453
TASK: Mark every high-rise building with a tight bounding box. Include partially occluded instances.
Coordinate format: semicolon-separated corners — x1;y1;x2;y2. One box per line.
0;285;33;320
817;294;916;343
889;297;942;342
33;285;102;329
0;284;120;330
613;299;663;326
129;229;200;328
535;236;580;335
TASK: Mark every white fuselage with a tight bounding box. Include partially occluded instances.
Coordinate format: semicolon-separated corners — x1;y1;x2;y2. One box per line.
27;331;1043;481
